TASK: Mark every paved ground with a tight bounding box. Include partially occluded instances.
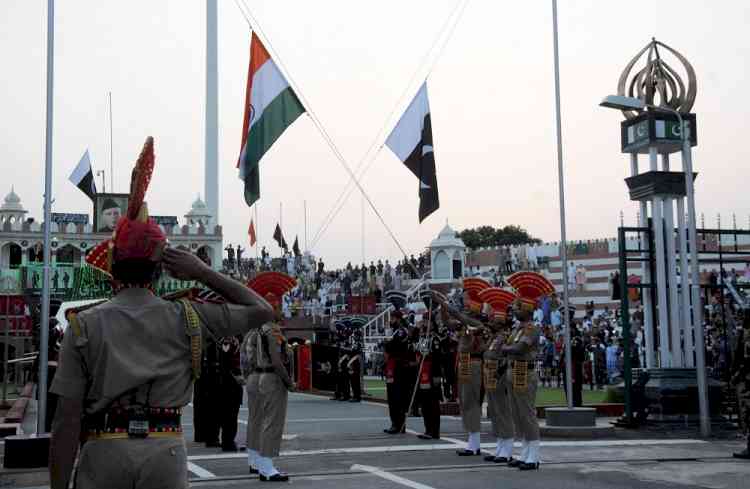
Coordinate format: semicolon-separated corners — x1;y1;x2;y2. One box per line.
2;392;750;488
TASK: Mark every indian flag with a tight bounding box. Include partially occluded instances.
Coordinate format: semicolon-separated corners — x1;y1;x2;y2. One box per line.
238;33;305;207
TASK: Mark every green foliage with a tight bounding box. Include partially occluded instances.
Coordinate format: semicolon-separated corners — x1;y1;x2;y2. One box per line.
457;225;542;250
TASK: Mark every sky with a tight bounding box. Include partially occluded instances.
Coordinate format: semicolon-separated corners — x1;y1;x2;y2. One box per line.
2;0;750;268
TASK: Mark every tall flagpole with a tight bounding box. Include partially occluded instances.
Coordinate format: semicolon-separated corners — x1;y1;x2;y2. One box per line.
108;91;114;191
552;0;574;409
38;0;55;434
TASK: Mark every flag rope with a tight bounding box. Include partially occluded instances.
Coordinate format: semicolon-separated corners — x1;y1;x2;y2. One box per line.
234;0;412;263
234;0;469;268
309;0;470;249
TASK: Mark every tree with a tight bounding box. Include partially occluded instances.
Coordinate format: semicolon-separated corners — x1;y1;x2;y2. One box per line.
457;225;541;250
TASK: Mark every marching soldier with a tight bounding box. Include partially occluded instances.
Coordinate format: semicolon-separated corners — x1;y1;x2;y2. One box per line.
503;298;542;470
383;311;410;434
243;273;298;482
732;312;750;459
437;297;486;456
484;315;515;463
49;137;274;489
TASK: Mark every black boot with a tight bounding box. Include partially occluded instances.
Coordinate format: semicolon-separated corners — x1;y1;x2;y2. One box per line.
734;439;750;460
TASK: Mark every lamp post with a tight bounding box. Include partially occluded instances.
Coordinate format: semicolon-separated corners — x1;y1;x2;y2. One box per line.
600;95;710;437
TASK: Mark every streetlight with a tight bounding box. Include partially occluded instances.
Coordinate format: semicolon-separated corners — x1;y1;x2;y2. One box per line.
599;94;710;437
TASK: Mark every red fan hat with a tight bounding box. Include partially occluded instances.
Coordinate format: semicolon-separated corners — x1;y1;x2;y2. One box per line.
86;137;166;276
507;272;555;311
477;287;518;322
247;272;297;310
462;277;491;302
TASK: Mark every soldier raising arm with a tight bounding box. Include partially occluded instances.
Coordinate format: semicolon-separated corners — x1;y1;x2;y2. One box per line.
49;138;273;489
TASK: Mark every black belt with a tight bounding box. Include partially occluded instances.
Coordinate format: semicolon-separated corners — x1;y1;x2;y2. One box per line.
86;406;182;437
470;353;484;359
253;367;275;373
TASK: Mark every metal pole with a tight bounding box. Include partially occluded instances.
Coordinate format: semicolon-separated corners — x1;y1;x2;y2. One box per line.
38;0;55;434
681;120;710;436
617;229;632;423
2;297;9;406
677;197;693;367
108;91;114;192
551;0;573;408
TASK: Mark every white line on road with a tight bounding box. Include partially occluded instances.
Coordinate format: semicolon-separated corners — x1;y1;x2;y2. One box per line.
187;439;706;462
351;464;437;489
187;462;216;478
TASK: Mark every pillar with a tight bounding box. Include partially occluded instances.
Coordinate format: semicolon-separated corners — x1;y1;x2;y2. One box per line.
650;147;670;367
204;0;219;225
631;154;655;368
676;197;693;367
661;154;682;367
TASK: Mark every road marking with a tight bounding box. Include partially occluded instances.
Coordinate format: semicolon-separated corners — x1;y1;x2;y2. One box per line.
287;417;390;423
187;462;216;478
186;439;707;462
351;464;437;489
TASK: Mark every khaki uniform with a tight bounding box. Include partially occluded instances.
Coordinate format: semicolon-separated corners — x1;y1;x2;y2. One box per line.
507;322;541;442
243;323;293;458
50;288;260;489
457;328;485;434
484;331;514;441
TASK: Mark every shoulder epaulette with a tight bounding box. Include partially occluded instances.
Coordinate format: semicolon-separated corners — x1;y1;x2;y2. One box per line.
69;312;82;337
178;299;202;380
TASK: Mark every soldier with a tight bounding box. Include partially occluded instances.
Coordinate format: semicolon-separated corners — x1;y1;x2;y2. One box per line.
193;335;220;446
215;336;243;451
503;298;542;470
731;312;750;459
243;279;296;482
48;137;274;489
347;328;364;403
438;297;486;456
415;315;443;440
330;324;351;401
383;311;410;434
484;314;515;463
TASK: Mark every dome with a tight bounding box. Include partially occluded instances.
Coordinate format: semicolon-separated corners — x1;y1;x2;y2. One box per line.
430;222;465;249
1;187;27;213
185;194;212;218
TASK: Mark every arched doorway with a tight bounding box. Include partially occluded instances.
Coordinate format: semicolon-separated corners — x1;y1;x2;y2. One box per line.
1;243;22;269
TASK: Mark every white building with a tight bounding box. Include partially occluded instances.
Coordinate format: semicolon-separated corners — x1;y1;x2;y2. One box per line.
429;223;466;284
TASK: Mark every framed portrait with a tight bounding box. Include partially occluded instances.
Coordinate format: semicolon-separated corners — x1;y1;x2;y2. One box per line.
93;193;129;234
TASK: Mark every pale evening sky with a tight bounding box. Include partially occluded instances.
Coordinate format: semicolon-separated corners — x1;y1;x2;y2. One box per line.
2;0;749;268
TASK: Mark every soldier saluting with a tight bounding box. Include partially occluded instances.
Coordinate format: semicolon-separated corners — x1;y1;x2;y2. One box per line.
434;293;486;456
48;138;274;489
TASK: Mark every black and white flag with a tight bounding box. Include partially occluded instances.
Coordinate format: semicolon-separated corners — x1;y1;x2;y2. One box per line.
68;149;97;201
385;82;439;223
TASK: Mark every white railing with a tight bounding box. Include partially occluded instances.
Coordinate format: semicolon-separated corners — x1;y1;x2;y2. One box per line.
362;278;429;347
725;281;749;310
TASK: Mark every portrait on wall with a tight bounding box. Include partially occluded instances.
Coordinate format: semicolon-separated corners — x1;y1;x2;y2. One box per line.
94;193;129;233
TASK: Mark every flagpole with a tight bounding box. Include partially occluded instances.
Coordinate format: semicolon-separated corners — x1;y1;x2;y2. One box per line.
551;0;574;410
108;91;114;192
38;0;55;434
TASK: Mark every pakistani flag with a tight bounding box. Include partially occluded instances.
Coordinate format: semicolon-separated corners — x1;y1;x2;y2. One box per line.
385;82;439;223
237;33;306;207
68;149;97;201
